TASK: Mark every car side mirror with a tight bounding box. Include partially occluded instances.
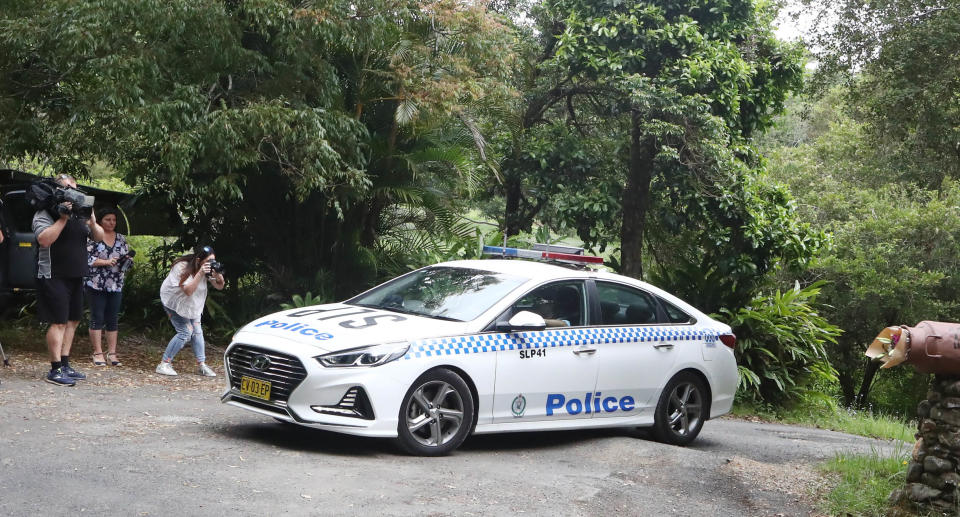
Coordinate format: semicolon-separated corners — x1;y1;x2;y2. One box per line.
496;311;546;332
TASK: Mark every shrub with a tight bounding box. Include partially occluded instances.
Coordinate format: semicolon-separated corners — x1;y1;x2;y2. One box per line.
720;281;842;404
119;236;172;332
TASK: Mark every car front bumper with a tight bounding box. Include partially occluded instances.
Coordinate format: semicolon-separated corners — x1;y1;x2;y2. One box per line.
221;341;409;437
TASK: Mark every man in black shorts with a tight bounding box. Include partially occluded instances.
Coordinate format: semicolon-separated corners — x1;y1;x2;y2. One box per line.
33;174;105;386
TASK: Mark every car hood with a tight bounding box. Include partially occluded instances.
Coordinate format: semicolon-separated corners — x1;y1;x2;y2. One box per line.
232;303;469;353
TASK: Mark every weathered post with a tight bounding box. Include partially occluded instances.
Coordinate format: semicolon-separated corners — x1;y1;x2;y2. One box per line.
867;322;960;515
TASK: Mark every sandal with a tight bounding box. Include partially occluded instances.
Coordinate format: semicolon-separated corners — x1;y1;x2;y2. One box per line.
92;353;107;366
106;353;122;367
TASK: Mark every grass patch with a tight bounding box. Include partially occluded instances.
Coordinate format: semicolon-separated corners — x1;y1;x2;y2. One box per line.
734;399;917;515
732;401;915;442
780;405;913;442
819;445;909;516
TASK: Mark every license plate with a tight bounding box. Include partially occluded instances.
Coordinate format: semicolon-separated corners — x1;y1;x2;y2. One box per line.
240;376;271;401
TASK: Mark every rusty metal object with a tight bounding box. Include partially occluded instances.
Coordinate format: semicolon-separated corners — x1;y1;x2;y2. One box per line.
904;322;960;374
866;322;960;374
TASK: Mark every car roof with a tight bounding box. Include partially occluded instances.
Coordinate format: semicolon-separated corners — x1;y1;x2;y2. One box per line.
433;258;710;319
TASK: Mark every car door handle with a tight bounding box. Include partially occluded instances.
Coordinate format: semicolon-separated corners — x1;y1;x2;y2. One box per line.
654;343;675;350
573;347;597;355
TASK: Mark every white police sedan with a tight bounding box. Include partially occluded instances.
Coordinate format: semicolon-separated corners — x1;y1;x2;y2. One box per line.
221;247;738;456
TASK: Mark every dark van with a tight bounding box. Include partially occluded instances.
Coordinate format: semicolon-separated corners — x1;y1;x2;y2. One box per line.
0;169;171;314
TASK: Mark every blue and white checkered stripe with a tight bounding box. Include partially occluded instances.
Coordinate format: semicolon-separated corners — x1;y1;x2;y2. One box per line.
402;326;714;360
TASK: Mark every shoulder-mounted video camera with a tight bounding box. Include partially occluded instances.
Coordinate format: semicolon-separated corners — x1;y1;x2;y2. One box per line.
25;178;95;219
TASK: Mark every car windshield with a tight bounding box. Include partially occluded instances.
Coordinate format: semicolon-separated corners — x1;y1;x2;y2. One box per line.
347;266;528;322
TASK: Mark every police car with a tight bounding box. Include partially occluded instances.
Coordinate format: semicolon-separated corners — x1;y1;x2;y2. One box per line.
221;246;738;455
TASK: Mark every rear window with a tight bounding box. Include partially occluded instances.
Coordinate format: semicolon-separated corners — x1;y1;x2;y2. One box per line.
659;299;693;324
596;282;659;325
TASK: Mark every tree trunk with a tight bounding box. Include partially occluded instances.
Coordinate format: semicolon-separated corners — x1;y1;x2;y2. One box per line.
837;369;856;407
854;359;881;409
359;199;383;248
620;109;655;279
504;176;524;237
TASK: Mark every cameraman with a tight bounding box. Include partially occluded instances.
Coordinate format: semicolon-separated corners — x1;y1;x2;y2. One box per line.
33;173;105;386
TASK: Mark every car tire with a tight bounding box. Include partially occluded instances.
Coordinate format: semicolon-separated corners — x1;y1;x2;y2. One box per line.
396;368;474;456
652;371;707;446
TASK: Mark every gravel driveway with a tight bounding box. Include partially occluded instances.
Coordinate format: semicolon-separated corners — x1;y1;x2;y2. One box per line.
0;353;904;516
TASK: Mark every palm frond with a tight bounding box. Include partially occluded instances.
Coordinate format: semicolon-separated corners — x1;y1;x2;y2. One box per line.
395;98;420;125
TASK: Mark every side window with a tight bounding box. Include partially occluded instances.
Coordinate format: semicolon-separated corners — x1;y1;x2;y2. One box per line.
659;298;693;324
509;281;586;327
596;282;659;326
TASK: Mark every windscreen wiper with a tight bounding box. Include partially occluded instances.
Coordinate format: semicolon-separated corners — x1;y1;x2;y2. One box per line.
352;303;462;322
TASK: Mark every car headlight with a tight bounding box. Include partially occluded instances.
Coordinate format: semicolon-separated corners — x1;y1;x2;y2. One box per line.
316;342;410;368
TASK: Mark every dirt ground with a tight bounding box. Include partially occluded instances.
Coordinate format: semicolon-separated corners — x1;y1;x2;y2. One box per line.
0;326;228;385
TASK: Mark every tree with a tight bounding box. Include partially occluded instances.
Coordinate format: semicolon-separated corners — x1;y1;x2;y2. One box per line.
548;0;807;280
471;1;618;239
0;0;515;299
763;92;960;408
793;1;960;408
806;0;960;189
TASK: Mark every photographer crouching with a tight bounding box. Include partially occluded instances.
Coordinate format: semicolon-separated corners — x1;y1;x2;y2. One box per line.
32;174;105;386
155;245;224;377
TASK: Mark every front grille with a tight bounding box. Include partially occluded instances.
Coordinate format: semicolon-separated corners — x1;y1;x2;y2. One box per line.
226;344;308;403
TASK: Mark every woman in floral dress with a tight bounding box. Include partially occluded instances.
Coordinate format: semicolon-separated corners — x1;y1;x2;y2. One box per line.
86;209;132;366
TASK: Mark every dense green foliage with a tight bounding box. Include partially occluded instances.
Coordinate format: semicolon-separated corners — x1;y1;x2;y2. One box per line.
543;0;815;282
0;0;513;304
761;84;960;411
806;0;960;190
721;282;841;403
478;0;825;324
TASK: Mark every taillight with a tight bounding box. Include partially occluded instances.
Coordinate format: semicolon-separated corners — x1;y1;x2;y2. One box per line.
719;333;736;349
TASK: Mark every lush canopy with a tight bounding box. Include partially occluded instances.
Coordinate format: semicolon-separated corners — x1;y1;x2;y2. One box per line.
4;0;940;413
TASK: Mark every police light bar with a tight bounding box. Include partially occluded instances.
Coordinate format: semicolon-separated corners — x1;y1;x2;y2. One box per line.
482;245;604;265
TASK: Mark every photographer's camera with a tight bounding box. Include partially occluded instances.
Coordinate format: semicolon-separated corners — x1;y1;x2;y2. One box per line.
117;249;136;267
206;260;224;277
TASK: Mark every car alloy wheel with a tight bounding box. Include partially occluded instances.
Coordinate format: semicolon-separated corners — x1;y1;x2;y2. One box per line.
397;368;474;456
652;372;707;446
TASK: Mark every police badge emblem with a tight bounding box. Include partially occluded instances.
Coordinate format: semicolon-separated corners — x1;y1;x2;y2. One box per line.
511;394;526;417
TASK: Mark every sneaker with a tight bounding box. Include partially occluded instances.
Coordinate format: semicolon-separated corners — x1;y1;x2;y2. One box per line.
61;365;86;380
155;362;178;376
45;368;77;387
197;363;217;377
